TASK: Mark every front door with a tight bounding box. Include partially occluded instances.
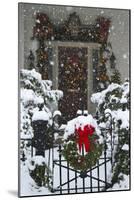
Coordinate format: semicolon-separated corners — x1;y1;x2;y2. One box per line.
58;47;88;121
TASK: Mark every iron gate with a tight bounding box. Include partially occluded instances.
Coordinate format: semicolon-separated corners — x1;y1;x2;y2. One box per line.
20;112;116;194
51;126;114;193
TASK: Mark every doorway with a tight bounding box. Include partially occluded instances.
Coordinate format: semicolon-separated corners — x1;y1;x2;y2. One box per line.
58;46;88;120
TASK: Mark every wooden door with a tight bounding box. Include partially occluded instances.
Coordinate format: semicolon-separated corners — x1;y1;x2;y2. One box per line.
58;47;88;121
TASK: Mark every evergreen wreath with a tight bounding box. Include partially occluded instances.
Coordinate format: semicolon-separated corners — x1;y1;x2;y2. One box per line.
62;116;103;172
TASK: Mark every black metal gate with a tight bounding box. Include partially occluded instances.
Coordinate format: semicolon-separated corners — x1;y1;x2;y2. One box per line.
51;133;113;193
20;112;115;194
50;112;114;194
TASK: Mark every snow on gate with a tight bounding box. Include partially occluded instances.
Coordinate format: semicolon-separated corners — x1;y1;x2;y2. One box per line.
45;124;114;194
20;113;115;196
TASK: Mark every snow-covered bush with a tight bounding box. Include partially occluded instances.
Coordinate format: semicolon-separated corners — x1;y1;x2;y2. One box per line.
91;81;130;189
28;156;52;188
20;69;63;139
20;69;63;190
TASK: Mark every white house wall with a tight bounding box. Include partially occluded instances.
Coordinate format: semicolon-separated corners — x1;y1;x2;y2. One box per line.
18;3;130;82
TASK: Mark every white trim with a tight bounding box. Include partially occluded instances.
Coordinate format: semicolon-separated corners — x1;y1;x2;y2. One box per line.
45;41;100;113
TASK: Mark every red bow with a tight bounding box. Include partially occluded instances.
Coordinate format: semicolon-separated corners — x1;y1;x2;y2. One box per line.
75;125;95;153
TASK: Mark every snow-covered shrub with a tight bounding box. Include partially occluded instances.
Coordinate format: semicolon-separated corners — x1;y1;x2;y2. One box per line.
20;69;63;162
20;69;63;190
20;69;63;139
28;156;52;188
91;81;130;188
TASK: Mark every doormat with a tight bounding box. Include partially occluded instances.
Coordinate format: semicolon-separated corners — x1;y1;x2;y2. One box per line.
18;2;130;197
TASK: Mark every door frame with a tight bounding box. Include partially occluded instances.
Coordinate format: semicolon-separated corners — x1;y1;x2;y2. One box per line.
45;41;101;114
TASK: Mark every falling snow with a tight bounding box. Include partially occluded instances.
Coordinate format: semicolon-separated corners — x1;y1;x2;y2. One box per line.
19;3;130;196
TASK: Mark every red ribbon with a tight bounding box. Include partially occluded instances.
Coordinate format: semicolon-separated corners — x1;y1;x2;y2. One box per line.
75;125;95;153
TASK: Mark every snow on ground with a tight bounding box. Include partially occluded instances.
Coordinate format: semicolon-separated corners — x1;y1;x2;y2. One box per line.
107;174;130;191
20;161;51;196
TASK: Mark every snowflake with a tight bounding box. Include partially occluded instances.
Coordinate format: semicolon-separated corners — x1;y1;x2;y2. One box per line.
50;61;54;65
111;26;115;30
36;19;40;23
51;36;54;40
123;54;127;59
100;10;104;14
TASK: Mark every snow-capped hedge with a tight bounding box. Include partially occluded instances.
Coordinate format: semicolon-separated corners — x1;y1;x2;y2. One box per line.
20;69;63;139
20;69;63;110
91;82;129;109
91;81;130;190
